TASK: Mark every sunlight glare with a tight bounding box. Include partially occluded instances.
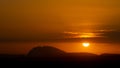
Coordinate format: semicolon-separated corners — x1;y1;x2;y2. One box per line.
82;42;90;47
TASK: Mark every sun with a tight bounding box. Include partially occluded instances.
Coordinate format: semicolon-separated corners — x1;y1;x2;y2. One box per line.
82;42;90;47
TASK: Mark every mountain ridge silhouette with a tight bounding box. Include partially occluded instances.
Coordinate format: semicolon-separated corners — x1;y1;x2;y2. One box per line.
27;46;98;58
27;46;66;57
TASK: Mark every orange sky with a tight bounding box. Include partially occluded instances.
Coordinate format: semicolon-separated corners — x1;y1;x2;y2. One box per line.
0;0;120;42
0;0;120;54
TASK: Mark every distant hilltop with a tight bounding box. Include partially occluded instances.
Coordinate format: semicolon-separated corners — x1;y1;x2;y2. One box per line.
27;46;66;57
27;46;98;58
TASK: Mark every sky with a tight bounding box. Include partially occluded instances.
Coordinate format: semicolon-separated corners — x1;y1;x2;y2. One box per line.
0;0;120;43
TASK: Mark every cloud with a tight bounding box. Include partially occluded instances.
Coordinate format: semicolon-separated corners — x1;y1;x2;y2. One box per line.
0;0;120;43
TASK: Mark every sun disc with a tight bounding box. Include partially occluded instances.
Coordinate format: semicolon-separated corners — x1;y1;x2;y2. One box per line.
82;42;90;47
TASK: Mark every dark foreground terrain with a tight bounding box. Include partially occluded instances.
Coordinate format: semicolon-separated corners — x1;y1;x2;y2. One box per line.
0;54;120;68
0;46;120;67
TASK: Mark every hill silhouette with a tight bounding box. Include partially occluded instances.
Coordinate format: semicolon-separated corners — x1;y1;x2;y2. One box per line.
0;46;120;67
27;46;66;57
27;46;98;58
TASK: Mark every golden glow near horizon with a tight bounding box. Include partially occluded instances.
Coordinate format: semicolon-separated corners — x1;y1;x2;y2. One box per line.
64;31;103;38
82;42;90;47
79;33;95;38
